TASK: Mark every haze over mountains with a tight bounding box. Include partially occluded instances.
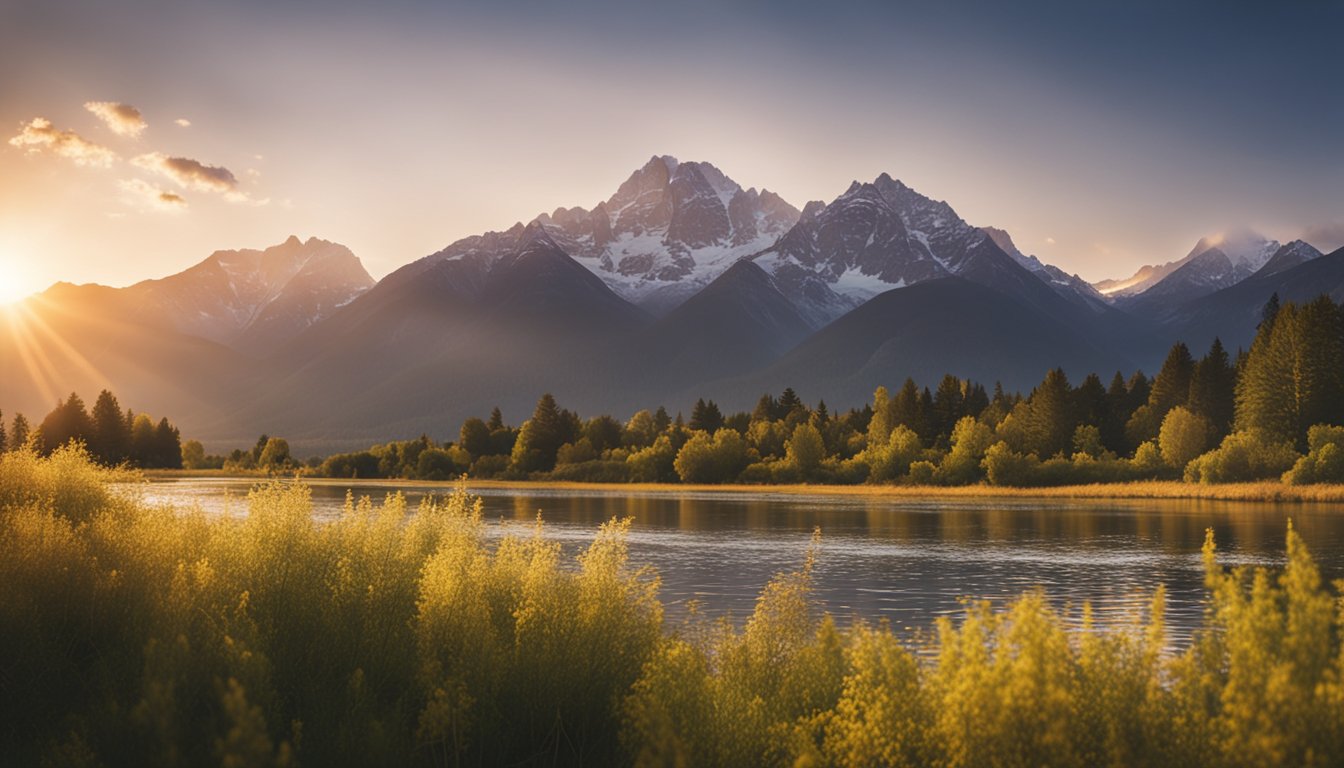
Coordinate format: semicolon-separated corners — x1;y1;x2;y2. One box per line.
4;155;1340;451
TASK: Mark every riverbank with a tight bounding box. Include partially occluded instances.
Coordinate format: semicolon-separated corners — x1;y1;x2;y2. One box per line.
140;469;1344;503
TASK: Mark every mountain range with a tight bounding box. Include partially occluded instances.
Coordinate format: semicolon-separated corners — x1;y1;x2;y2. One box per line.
3;155;1339;452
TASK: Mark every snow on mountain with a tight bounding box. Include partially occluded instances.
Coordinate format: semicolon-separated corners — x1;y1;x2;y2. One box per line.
980;226;1110;313
128;235;374;353
1095;229;1279;298
748;174;1058;325
1253;239;1323;278
413;156;800;316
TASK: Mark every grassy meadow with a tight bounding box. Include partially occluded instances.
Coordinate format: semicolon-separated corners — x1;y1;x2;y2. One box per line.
4;445;1344;767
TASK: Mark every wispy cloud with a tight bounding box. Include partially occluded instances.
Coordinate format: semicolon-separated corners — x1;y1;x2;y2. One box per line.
1045;236;1057;245
118;178;188;212
8;117;117;167
84;101;147;137
174;118;191;127
132;151;237;192
131;151;268;205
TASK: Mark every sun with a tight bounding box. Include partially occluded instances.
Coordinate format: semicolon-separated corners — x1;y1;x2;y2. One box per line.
0;252;38;305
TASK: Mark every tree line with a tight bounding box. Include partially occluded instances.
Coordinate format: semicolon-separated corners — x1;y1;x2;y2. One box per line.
0;390;183;469
308;294;1344;487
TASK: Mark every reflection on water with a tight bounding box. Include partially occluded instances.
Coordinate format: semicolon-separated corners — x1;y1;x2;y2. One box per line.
130;478;1344;646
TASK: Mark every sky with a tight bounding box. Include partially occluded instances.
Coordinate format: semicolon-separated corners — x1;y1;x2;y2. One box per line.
1;0;1342;301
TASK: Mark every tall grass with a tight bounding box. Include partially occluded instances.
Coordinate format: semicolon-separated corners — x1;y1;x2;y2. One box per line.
3;446;1343;767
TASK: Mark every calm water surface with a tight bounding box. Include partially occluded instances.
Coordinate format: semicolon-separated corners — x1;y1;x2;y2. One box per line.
131;478;1344;646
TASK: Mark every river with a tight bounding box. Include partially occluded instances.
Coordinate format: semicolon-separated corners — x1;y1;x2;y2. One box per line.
131;477;1344;646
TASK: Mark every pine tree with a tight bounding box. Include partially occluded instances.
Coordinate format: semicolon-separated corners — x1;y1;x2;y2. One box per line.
1188;338;1236;440
890;379;921;434
688;399;723;433
752;394;779;423
38;392;93;454
153;417;183;469
866;386;892;447
1259;292;1281;331
916;387;935;444
814;399;830;424
487;407;505;431
1295;297;1344;435
90;390;130;464
778;388;804;418
963;382;989;420
653;406;671;433
1024;368;1074;458
511;393;568;472
460;417;492;457
10;413;29;450
1072;373;1109;428
932;374;965;443
1148;342;1195;418
1102;371;1130;453
1236;302;1300;443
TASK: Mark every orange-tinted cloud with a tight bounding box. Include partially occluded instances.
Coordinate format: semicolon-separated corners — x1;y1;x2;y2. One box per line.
118;178;188;212
132;151;237;192
84;101;146;137
8;117;117;167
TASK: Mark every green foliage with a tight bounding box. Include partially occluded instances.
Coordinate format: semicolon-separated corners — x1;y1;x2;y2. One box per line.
784;422;826;479
673;429;751;484
10;451;1344;765
862;424;923;483
626;435;679;483
1185;430;1300;483
935;417;996;485
1237;298;1344;447
1159;406;1211;471
1283;425;1344;484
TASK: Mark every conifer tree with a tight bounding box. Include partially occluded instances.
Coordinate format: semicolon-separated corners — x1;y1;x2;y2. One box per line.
866;386;892;447
38;392;93;454
1188;338;1236;440
932;374;964;443
1072;373;1109;428
688;399;723;433
653;406;671;433
460;417;492;458
752;394;779;423
1102;371;1130;453
917;387;935;444
487;406;505;431
90;390;130;464
963;382;989;420
10;413;29;450
1148;342;1195;418
890;379;922;435
1024;368;1074;458
777;387;804;418
511;393;568;472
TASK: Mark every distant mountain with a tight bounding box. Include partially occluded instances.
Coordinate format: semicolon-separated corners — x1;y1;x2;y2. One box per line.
0;283;244;432
1096;229;1279;300
533;155;800;315
1160;245;1344;354
706;277;1129;409
126;236;374;354
750;174;1088;327
1253;239;1322;278
216;223;652;443
614;259;815;400
980;227;1111;314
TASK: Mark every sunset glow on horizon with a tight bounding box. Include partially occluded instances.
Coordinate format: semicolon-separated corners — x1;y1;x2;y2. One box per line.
3;0;1342;299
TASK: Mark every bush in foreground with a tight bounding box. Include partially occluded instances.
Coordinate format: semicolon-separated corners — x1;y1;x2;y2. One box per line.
3;447;1344;767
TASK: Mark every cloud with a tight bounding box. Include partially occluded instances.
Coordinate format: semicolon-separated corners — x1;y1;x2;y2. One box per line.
175;118;191;127
118;178;188;212
1045;236;1057;245
1303;222;1344;253
132;151;237;192
84;101;147;137
8;117;117;167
